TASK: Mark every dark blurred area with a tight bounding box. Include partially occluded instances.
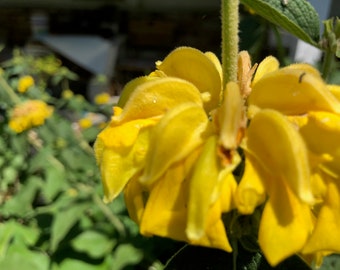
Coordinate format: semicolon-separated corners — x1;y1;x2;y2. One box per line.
4;0;336;100
0;0;225;100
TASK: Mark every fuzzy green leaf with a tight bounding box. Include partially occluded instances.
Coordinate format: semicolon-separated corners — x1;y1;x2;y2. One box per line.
241;0;320;46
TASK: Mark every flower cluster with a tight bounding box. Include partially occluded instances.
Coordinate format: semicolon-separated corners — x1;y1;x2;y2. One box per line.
9;99;53;133
94;47;340;267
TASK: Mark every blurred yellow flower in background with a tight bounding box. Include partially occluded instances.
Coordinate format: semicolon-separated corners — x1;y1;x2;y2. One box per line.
61;89;74;99
78;117;93;129
94;92;111;105
9;100;53;133
17;75;34;93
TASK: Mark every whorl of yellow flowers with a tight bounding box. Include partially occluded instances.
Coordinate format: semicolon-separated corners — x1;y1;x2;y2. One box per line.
94;46;340;267
9;99;53;133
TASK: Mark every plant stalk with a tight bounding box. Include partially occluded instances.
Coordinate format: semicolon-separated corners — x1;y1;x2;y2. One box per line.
221;0;240;86
321;49;334;82
0;76;21;104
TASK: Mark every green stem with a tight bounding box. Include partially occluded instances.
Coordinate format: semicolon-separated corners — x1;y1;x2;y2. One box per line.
93;194;127;237
221;0;240;85
0;76;21;104
321;49;334;82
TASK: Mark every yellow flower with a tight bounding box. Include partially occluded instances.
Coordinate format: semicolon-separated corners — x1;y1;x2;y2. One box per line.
78;118;92;129
238;109;314;266
9;100;53;133
235;56;340;266
94;47;239;251
61;89;74;99
94;92;111;105
287;111;340;257
94;46;340;266
17;75;34;93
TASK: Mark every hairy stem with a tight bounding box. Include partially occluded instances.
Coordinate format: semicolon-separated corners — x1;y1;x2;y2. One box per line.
221;0;240;85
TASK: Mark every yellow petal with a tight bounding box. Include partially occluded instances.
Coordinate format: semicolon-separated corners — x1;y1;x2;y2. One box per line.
186;136;220;240
189;199;232;252
299;111;340;177
251;56;279;87
218;172;238;213
235;158;266;215
114;77;203;123
140;103;210;186
124;173;146;224
156;46;222;112
328;84;340;101
140;152;232;252
95;128;150;203
117;76;158;107
205;51;223;82
93;136;105;166
218;82;245;150
303;180;340;254
139;153;194;241
249;69;340;115
259;181;314;266
97;118;156;148
283;63;322;78
245;109;314;203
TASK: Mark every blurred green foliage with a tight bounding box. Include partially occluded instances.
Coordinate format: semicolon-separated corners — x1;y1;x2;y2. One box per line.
0;50;178;270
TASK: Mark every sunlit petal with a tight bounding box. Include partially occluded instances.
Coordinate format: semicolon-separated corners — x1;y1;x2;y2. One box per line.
245;109;314;203
156;46;222;112
95;128;151;203
139;152;195;242
303;180;340;254
328;84;340;101
189;199;233;252
186;136;220;240
98;118;156;148
249;69;340;115
124;173;146;224
117;76;159;107
251;56;279;87
140;104;211;186
259;181;314;266
114;77;203;123
282;63;322;78
299;111;340;177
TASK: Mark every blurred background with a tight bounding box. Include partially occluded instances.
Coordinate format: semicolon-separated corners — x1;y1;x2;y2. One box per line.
1;0;338;102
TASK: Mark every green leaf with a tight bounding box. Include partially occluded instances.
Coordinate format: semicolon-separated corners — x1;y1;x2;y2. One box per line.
55;258;109;270
0;222;15;259
240;0;320;46
71;230;116;259
0;241;49;270
111;244;143;270
1;176;42;217
43;165;67;202
0;220;40;260
319;254;340;270
50;202;90;252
